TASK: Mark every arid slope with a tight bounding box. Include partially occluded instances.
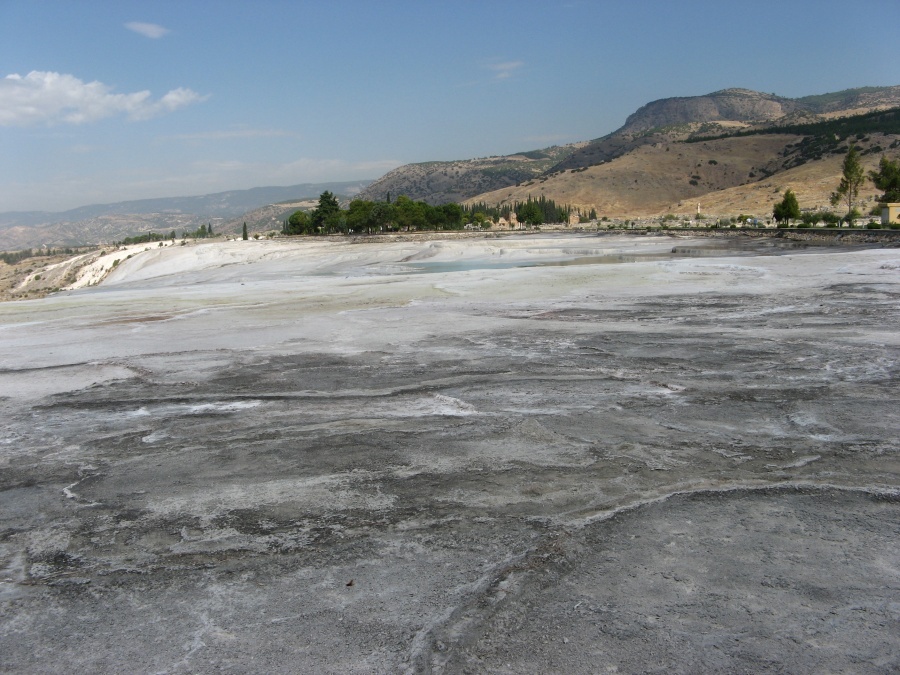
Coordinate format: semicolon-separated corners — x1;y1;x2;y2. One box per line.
467;132;897;218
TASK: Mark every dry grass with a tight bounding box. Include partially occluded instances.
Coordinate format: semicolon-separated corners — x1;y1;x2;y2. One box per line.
467;133;897;219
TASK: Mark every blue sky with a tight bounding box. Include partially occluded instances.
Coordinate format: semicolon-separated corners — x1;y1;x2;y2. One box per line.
2;0;899;213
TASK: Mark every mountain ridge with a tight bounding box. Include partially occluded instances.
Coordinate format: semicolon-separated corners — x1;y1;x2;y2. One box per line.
0;181;371;250
0;181;371;229
366;85;900;218
4;85;900;250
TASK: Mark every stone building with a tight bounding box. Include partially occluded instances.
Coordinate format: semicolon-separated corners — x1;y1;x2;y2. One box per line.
880;203;900;226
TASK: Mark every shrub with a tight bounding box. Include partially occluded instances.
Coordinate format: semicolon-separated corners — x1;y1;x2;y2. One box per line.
842;208;862;225
800;211;839;227
866;222;883;229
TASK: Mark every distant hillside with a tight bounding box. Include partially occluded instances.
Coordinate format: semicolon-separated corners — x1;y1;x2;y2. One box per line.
0;181;371;250
468;134;804;216
376;85;900;217
356;145;583;205
467;109;900;218
549;86;900;173
221;199;319;235
794;85;900;113
6;85;900;250
616;88;796;136
615;86;900;137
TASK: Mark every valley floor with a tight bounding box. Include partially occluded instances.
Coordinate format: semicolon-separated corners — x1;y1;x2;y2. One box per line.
1;234;898;673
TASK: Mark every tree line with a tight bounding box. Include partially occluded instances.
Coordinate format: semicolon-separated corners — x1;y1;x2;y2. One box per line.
282;192;595;236
773;146;900;226
116;223;215;246
282;191;466;235
464;196;596;227
0;247;82;266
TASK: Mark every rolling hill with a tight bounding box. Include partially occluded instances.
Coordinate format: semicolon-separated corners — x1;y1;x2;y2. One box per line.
366;86;900;219
4;85;900;251
0;181;371;251
356;145;583;205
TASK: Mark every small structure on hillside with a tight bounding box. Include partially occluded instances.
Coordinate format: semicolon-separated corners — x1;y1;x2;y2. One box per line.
880;203;900;226
568;213;581;226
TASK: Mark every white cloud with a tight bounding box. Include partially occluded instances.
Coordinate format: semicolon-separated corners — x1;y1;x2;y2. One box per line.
0;71;207;126
125;22;170;39
486;60;524;80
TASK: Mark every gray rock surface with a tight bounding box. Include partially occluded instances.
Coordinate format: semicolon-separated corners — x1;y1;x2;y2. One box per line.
1;234;898;673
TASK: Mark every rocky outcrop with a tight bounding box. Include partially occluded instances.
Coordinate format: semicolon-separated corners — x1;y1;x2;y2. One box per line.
617;86;900;136
617;89;797;136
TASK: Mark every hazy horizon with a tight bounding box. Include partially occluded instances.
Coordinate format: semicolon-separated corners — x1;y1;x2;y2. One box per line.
2;0;899;213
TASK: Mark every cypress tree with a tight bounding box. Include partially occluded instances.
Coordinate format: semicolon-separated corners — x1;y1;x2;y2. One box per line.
830;145;864;225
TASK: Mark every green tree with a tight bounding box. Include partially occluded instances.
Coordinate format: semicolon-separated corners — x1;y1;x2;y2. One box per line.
325;211;348;234
830;145;865;225
346;199;374;234
439;203;464;229
393;195;427;231
371;202;395;232
286;209;311;235
311;191;341;232
242;222;248;240
773;188;801;225
869;155;900;203
516;199;544;226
